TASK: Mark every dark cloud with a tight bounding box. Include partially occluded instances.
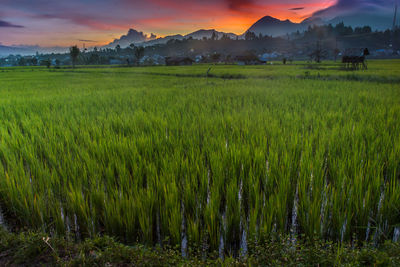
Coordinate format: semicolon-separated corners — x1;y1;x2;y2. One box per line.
225;0;255;10
0;20;23;28
313;0;393;17
289;7;304;11
333;0;390;8
79;39;97;42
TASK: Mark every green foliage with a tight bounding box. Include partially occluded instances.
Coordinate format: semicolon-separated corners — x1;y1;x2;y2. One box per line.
0;229;399;266
134;46;145;65
69;46;80;68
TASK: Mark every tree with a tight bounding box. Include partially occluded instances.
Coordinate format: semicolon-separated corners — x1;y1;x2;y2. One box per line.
245;31;256;41
115;44;121;54
30;57;38;66
134;46;145;65
46;59;51;69
221;34;231;41
309;41;327;63
69;46;80;68
211;31;217;41
211;53;221;63
88;53;100;64
334;48;340;62
355;26;372;35
17;57;26;66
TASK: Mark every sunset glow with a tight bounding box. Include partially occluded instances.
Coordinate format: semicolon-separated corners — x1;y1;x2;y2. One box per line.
0;0;394;47
0;0;338;47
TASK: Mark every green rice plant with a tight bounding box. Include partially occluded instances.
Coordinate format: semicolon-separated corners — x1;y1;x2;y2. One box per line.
0;60;398;256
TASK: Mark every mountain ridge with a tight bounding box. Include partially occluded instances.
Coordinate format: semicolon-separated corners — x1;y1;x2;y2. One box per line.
104;29;239;48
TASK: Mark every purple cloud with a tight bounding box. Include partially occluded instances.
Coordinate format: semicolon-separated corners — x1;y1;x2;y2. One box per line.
0;20;23;28
225;0;256;10
313;0;394;18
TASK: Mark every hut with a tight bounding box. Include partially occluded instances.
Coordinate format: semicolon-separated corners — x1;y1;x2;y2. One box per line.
165;57;194;66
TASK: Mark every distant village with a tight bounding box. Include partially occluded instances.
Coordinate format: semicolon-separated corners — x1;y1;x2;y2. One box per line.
1;23;399;67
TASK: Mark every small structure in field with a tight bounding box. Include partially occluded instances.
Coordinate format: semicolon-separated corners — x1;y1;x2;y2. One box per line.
165;57;194;66
235;54;266;65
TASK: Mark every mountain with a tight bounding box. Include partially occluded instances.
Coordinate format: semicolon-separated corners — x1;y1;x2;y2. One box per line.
105;29;157;48
311;1;395;31
245;9;394;38
185;29;237;40
245;16;323;37
143;34;184;46
106;29;239;48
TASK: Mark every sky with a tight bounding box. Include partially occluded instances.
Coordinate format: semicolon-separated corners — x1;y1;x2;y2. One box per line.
0;0;394;47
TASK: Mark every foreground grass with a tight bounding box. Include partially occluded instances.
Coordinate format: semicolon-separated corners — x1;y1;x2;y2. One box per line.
0;229;399;266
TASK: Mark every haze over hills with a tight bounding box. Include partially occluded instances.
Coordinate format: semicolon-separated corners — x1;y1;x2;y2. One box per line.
326;13;395;31
0;45;32;57
0;44;68;57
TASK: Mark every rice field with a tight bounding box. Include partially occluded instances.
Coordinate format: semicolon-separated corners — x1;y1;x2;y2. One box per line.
0;60;399;257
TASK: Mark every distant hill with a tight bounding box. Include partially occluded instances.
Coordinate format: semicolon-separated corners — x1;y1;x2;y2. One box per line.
0;45;69;58
143;34;184;46
185;29;237;40
327;13;394;31
105;29;239;48
311;1;395;31
104;29;157;48
0;45;32;57
246;6;394;37
245;16;324;37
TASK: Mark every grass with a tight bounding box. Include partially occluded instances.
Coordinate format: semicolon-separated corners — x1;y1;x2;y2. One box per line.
0;60;399;260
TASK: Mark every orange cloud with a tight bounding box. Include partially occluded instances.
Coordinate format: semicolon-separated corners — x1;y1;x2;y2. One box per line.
0;0;337;46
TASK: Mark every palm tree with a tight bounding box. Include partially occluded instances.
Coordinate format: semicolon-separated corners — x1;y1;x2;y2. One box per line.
69;46;80;68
